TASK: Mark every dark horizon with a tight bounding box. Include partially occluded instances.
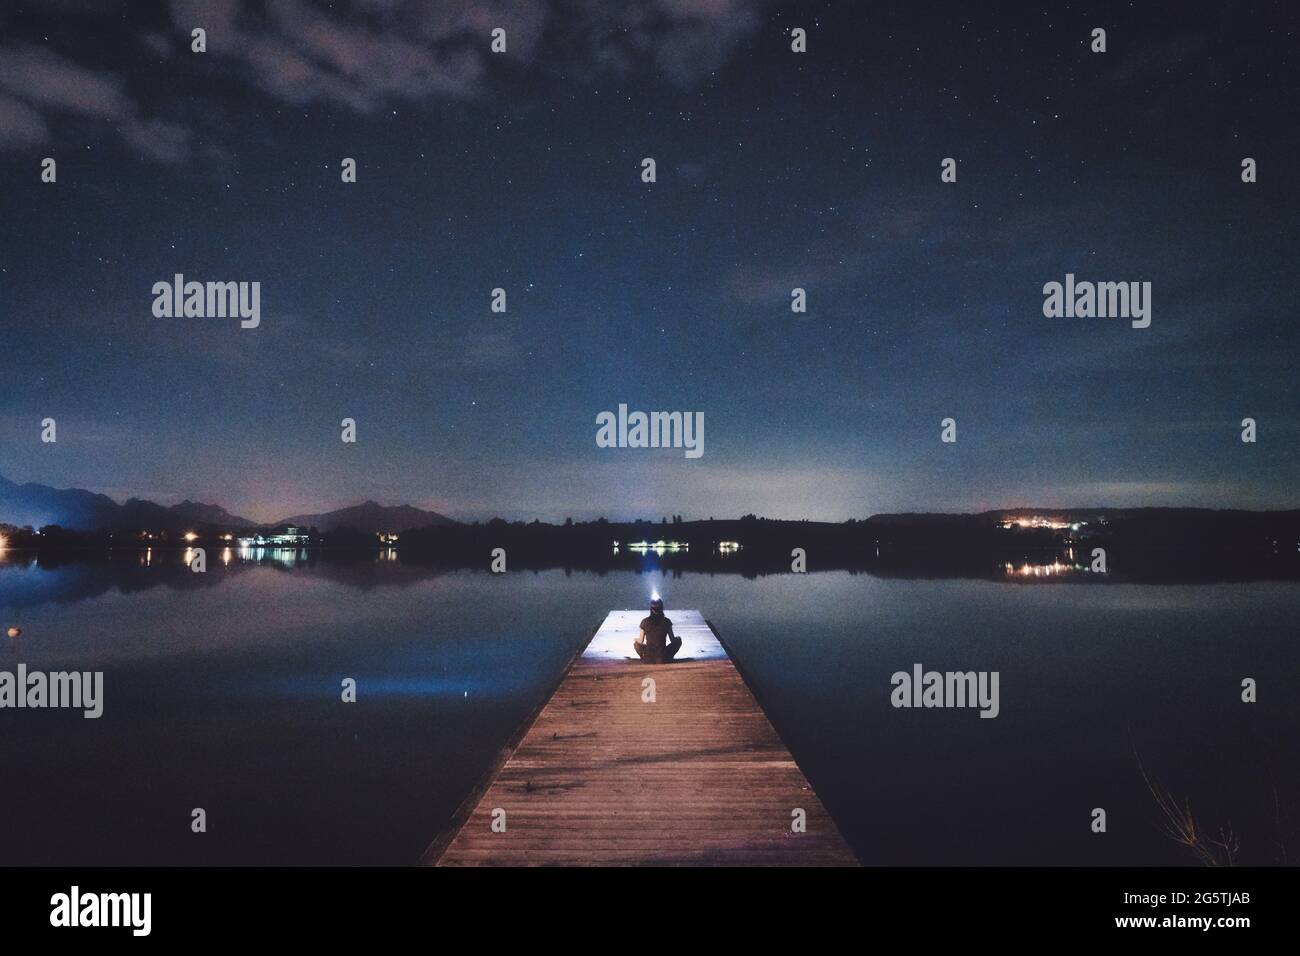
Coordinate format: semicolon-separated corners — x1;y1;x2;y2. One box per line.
2;468;1299;533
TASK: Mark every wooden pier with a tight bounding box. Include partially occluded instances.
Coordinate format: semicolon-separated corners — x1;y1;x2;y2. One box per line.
423;610;858;866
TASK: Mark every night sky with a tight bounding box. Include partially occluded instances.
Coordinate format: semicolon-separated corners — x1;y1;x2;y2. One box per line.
1;0;1297;523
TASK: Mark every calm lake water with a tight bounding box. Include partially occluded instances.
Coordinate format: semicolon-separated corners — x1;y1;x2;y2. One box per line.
1;553;1297;866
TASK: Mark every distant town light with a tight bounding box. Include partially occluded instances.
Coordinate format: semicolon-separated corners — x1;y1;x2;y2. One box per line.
625;539;689;554
999;516;1079;532
236;526;311;548
183;531;198;542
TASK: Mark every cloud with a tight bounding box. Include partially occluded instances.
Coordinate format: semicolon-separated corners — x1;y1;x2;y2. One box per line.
139;32;175;59
0;0;768;161
727;255;864;305
0;93;48;147
563;0;767;87
0;44;192;162
0;45;133;116
164;0;767;110
166;0;544;112
122;117;192;164
1045;481;1255;508
643;0;765;86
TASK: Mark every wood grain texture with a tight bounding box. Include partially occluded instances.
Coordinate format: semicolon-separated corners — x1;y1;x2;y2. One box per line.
426;610;858;867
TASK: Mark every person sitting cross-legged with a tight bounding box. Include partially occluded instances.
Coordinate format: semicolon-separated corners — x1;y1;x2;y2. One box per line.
633;597;681;664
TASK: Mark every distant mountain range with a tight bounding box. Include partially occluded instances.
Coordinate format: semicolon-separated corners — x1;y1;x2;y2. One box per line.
280;501;457;533
0;474;456;534
4;472;1296;543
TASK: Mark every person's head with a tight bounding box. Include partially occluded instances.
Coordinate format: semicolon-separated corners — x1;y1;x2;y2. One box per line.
649;597;664;615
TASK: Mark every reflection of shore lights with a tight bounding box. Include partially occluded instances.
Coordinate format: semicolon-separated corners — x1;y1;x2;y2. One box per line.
1004;560;1076;577
6;626;20;639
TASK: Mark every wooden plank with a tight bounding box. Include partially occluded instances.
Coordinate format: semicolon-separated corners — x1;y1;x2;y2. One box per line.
424;610;858;866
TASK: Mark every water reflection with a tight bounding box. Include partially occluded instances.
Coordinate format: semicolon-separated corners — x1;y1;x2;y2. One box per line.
1003;559;1088;578
1;558;1297;867
237;545;308;567
1;543;1298;612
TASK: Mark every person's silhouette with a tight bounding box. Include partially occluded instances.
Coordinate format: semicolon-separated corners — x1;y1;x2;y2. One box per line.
633;597;681;663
